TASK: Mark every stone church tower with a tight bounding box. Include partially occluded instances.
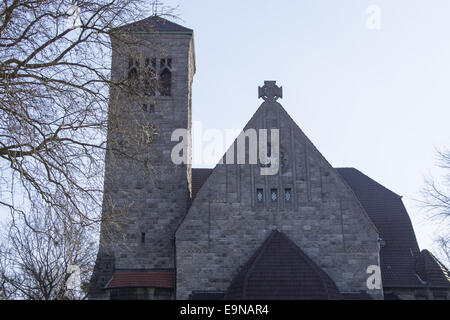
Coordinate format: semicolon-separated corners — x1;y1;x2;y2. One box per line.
89;16;195;300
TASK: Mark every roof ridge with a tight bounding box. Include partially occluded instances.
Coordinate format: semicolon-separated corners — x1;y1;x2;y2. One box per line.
112;15;193;34
336;167;402;199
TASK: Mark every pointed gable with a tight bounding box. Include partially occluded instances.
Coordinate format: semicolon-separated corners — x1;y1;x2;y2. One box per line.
176;81;382;300
225;231;342;300
113;16;193;34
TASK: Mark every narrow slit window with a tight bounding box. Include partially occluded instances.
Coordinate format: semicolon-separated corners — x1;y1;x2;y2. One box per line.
141;232;146;243
127;67;138;80
144;65;157;96
256;189;264;204
285;188;292;204
158;68;172;96
271;189;278;204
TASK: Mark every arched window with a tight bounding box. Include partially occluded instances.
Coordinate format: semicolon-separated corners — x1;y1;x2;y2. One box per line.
158;67;171;96
129;57;172;96
128;67;138;79
127;57;139;88
144;69;157;96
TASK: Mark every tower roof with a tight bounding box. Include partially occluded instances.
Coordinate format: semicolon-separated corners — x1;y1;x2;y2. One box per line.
113;15;193;34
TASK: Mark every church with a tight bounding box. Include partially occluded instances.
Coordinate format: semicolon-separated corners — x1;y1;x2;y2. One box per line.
88;16;450;300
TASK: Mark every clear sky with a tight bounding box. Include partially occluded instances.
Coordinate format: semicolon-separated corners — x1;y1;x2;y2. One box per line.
163;0;450;253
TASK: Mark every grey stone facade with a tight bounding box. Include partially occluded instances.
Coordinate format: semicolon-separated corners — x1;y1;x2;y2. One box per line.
175;94;383;300
89;24;195;299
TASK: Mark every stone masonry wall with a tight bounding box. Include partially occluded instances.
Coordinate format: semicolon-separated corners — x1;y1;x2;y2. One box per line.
89;32;195;298
176;98;383;300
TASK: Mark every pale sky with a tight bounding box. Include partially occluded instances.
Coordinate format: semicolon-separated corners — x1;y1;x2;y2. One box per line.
163;0;450;253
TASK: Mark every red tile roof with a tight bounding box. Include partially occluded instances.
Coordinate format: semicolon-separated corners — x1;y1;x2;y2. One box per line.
105;272;174;289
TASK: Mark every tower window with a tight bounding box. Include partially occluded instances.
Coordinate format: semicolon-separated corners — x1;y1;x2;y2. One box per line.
127;67;138;80
141;232;146;243
144;67;157;96
158;67;172;96
144;57;172;97
129;57;172;96
127;57;140;89
141;104;155;113
256;189;264;204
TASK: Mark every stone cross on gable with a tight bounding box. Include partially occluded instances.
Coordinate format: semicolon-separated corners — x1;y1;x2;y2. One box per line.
151;0;163;16
258;81;283;102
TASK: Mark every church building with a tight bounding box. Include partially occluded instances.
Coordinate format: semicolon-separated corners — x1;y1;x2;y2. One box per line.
88;16;450;300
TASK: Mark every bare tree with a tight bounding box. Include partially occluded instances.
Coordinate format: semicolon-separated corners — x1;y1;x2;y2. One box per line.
0;205;96;300
0;0;177;228
421;148;450;267
0;0;179;299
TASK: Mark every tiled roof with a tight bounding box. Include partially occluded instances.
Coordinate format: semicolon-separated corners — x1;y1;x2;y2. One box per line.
415;250;450;288
113;16;193;34
105;271;174;289
225;230;342;300
336;168;450;289
191;168;213;200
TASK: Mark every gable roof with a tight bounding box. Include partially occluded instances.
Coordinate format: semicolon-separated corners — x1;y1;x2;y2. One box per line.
225;230;342;300
112;15;193;34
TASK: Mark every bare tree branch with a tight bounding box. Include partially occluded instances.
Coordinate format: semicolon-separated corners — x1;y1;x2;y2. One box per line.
420;147;450;267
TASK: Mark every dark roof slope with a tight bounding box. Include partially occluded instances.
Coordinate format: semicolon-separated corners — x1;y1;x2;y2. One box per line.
336;168;450;289
113;15;193;34
336;168;423;287
225;230;342;300
415;250;450;288
191;168;213;200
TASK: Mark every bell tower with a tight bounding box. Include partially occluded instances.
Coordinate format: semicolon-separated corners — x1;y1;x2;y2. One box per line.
89;16;195;300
